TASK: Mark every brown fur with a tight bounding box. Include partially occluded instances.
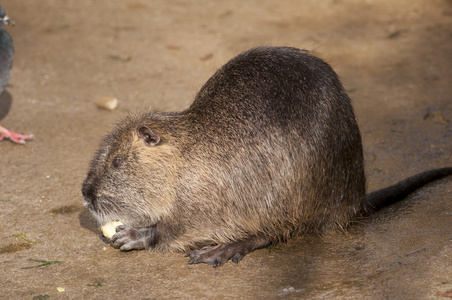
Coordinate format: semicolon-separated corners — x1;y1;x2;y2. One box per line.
82;47;451;266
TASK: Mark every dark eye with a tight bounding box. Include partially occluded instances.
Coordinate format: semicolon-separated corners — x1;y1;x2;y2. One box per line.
112;157;122;168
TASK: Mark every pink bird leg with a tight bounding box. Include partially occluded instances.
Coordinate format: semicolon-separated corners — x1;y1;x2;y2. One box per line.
0;125;33;144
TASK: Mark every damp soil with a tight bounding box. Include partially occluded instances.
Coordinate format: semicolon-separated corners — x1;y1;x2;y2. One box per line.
1;1;451;299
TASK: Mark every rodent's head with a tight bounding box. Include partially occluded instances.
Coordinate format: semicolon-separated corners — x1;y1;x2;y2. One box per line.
82;113;178;227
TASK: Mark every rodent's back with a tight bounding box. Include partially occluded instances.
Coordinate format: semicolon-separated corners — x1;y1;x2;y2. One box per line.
188;47;353;133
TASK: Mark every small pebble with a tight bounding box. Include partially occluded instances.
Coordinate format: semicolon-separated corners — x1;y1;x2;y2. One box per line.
94;96;118;111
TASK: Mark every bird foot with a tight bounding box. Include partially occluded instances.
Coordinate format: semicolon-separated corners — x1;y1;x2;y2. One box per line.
0;125;33;144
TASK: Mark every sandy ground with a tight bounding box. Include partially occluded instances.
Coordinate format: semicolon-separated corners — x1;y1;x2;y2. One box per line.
1;0;451;299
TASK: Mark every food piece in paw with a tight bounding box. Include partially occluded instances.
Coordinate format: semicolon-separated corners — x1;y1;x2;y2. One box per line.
100;221;124;239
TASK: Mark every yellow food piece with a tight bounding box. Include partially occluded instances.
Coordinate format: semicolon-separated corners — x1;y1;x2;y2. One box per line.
100;221;124;239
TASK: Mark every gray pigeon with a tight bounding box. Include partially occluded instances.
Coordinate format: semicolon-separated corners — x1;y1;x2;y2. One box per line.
0;5;32;144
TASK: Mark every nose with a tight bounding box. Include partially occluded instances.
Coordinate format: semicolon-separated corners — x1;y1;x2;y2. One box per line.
81;176;97;209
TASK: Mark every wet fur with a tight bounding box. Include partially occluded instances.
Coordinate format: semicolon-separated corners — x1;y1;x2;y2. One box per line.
82;47;451;263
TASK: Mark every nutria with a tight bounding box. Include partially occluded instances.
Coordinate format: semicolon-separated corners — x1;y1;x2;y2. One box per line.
82;46;452;267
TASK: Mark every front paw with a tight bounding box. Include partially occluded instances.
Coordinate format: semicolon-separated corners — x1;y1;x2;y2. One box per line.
110;225;152;251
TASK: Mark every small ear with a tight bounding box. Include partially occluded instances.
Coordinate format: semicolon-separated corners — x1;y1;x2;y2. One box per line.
137;126;160;147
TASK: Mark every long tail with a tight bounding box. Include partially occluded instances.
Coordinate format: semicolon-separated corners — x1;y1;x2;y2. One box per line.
365;167;452;211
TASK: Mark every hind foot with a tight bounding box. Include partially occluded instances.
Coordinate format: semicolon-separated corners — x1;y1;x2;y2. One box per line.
185;236;270;267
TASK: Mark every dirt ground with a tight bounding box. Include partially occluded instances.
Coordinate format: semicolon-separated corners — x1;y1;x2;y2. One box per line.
1;0;451;299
